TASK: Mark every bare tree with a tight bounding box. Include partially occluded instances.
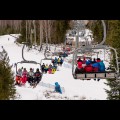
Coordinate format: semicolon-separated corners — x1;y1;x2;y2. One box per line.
33;20;37;46
48;20;54;50
39;20;43;51
26;20;28;42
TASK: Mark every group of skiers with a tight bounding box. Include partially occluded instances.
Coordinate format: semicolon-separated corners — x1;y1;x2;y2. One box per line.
15;67;42;86
75;57;106;74
41;57;64;74
52;57;64;66
41;63;56;74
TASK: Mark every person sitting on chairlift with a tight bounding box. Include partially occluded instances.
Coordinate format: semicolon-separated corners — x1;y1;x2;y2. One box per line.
41;63;45;73
75;59;84;74
34;68;42;84
84;61;93;73
21;68;28;84
28;68;35;86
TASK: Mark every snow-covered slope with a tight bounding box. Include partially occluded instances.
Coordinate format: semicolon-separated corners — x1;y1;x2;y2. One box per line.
0;34;110;100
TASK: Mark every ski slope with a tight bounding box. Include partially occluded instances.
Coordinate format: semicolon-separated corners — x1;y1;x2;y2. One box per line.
0;34;110;100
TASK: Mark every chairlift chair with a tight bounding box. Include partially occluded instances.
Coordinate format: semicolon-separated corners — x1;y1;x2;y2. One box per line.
15;42;43;79
72;45;120;80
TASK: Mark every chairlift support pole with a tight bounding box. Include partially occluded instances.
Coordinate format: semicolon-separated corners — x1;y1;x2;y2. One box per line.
96;20;106;46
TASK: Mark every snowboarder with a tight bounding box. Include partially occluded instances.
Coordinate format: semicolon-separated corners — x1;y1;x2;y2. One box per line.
54;82;62;94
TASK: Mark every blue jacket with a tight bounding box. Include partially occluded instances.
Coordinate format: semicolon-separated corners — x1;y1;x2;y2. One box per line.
54;57;58;63
55;82;62;94
60;58;63;63
86;61;91;65
92;62;101;72
98;61;105;72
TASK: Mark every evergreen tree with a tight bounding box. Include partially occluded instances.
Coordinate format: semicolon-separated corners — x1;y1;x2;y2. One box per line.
87;20;120;100
0;47;16;100
104;79;120;100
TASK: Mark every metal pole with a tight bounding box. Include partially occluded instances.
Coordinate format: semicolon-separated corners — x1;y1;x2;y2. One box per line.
97;20;106;46
22;44;27;61
75;29;79;59
97;52;98;58
104;49;105;60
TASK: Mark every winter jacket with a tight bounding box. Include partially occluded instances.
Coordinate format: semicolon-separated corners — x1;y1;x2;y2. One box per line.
98;61;105;72
34;71;41;77
86;61;91;65
58;58;60;63
60;58;63;63
49;65;53;69
45;65;49;70
54;58;58;63
16;76;22;82
28;71;34;77
77;61;83;69
87;60;92;64
84;65;93;72
92;62;100;72
41;64;45;69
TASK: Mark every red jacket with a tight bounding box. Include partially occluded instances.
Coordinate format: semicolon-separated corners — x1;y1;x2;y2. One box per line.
84;65;93;72
77;61;83;69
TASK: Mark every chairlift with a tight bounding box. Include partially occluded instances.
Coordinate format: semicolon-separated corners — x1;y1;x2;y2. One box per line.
72;20;120;80
15;42;43;78
72;44;120;80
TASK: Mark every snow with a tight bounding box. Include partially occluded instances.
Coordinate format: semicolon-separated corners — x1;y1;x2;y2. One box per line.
0;33;110;100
